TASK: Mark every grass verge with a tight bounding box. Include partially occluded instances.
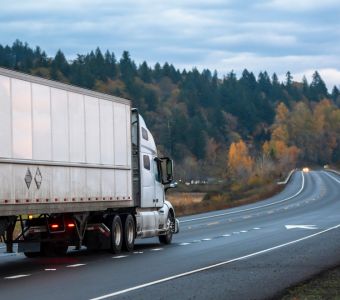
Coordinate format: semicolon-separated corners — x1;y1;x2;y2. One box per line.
281;266;340;299
168;182;284;217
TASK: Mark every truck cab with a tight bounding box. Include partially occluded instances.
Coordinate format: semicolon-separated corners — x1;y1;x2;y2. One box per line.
132;109;178;240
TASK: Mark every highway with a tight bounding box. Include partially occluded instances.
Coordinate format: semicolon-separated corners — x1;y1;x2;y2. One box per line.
1;170;340;300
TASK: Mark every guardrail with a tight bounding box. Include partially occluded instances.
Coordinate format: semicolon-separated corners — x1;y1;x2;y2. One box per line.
277;168;297;185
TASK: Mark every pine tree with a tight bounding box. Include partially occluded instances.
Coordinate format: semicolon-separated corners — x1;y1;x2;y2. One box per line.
310;71;328;100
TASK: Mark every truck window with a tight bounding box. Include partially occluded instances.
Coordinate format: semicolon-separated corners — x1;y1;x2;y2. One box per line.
143;155;150;170
142;127;149;141
153;159;161;182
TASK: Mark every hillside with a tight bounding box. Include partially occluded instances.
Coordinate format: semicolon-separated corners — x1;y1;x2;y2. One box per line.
1;40;340;181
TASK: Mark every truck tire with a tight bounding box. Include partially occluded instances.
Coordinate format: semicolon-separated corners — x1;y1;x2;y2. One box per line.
110;215;123;254
123;214;135;252
159;214;173;244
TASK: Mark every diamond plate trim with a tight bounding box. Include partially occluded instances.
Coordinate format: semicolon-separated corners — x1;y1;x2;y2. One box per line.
24;168;32;189
34;167;42;189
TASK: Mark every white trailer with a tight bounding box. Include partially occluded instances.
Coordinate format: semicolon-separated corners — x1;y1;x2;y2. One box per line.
0;67;178;256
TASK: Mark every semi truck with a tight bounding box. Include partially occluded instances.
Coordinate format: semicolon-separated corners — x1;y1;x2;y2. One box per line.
0;67;179;257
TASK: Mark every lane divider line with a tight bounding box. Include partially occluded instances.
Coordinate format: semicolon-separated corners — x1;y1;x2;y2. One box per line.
180;172;305;223
66;264;86;268
89;223;340;300
4;274;30;279
113;256;128;259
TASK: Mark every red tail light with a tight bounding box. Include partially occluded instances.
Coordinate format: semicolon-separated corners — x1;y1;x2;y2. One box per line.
51;224;59;229
67;223;75;228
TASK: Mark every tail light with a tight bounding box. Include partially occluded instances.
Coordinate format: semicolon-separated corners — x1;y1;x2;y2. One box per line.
67;223;75;229
48;216;65;233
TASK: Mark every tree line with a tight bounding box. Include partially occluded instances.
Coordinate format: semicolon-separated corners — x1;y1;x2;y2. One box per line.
1;40;340;180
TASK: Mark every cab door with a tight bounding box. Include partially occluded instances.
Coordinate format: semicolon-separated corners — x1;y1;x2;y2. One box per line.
140;153;154;208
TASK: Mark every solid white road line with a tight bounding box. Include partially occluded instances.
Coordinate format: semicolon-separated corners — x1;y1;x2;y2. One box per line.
323;171;340;184
285;225;318;230
89;223;340;300
66;264;86;268
181;171;305;223
4;274;30;279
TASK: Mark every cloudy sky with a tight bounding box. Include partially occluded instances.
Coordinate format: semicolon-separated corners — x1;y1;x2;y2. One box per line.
1;0;340;89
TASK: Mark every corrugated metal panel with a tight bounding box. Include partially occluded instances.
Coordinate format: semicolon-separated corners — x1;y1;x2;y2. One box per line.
0;67;133;214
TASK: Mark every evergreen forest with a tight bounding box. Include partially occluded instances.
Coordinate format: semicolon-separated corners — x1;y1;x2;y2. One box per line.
1;40;340;182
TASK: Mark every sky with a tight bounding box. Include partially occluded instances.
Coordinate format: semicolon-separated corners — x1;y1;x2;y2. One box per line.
1;0;340;89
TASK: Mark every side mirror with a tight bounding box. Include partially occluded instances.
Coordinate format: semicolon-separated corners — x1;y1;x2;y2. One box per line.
159;157;174;185
169;182;177;188
165;158;173;183
165;181;177;192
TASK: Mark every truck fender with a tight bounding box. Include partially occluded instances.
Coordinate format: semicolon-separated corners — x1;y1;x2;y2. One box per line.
164;200;179;234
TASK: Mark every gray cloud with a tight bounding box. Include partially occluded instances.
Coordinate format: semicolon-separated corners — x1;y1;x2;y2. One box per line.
1;0;340;88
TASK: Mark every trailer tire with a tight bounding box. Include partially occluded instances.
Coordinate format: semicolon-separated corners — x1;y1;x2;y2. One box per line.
110;215;123;254
41;242;68;257
54;243;68;256
23;251;41;258
159;214;173;244
123;214;135;252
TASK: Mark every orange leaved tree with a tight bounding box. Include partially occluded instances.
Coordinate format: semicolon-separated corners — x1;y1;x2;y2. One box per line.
228;139;253;183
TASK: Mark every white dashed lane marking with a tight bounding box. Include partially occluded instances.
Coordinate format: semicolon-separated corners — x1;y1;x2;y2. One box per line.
178;226;263;246
66;264;86;268
207;222;219;226
45;269;56;271
113;255;128;259
4;274;30;279
150;248;163;251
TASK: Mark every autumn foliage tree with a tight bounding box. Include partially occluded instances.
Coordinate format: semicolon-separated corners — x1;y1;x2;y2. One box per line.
262;102;299;174
228;140;254;183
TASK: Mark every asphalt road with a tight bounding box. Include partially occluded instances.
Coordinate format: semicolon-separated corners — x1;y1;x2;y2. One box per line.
1;170;340;300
